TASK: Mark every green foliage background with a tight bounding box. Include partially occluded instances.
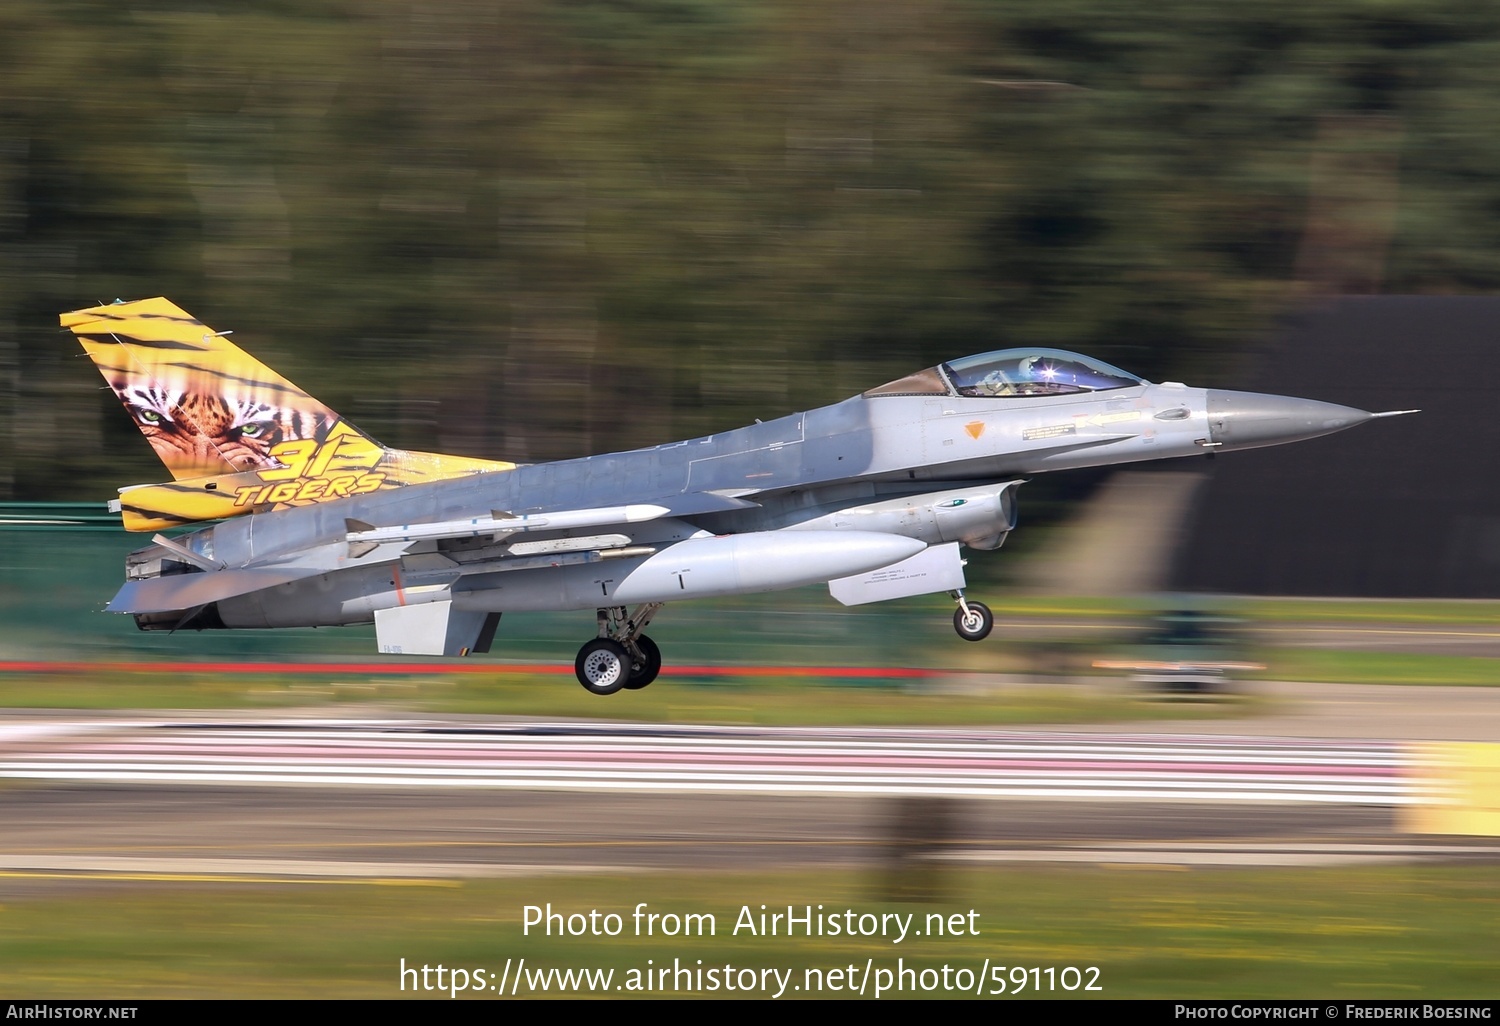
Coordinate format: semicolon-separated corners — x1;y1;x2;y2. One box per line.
3;0;1498;498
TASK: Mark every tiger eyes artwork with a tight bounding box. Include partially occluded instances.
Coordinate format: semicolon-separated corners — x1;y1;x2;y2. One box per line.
110;375;337;479
64;298;343;481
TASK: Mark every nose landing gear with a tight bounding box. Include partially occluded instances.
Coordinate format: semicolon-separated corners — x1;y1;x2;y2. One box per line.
950;591;994;642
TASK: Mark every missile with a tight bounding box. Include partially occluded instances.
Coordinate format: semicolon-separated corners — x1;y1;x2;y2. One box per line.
344;503;671;555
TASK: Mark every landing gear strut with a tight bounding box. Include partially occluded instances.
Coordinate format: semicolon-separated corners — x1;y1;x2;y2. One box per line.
574;603;664;694
950;590;993;642
623;634;661;690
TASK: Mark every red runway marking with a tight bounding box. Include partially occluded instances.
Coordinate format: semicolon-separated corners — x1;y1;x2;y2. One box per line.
0;660;939;680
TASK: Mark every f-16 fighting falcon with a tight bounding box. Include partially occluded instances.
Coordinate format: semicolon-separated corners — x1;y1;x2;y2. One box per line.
62;298;1414;694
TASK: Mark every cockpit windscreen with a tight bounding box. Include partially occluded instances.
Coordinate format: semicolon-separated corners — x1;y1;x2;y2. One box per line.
942;349;1146;398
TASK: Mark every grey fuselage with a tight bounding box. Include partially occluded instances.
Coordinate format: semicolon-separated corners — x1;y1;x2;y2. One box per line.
123;379;1368;630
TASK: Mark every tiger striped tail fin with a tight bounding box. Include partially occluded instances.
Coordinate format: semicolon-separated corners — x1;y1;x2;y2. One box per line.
63;298;516;531
61;297;370;481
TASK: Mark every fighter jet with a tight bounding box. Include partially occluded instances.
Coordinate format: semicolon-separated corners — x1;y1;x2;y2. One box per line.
63;298;1414;694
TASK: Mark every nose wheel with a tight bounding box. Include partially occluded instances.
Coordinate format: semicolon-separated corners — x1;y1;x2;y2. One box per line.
575;604;665;694
951;593;993;642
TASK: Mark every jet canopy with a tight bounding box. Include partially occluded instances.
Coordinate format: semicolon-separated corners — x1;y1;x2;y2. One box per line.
866;348;1148;399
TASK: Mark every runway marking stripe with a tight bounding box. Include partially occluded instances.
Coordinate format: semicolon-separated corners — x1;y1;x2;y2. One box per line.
61;742;1405;768
0;721;1425;805
8;755;1407;776
0;759;1412;784
0;772;1421;802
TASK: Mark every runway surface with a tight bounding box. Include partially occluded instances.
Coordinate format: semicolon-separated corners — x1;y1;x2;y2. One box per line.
2;699;1495;884
0;718;1422;803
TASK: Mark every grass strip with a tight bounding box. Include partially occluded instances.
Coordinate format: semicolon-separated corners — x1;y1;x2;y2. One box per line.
1;865;1493;998
0;669;1265;725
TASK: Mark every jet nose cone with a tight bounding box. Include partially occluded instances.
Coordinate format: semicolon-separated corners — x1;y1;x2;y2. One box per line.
1206;390;1372;450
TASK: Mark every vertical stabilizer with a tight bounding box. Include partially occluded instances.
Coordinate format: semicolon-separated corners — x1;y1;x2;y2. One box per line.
62;297;366;481
63;298;516;531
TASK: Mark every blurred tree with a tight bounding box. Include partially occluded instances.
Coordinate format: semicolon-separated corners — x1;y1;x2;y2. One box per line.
3;0;1500;499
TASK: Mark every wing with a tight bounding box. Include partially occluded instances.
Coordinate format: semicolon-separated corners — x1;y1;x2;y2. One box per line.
107;568;319;615
106;493;761;627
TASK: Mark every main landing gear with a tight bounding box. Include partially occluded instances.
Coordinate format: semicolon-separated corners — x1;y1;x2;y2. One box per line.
574;603;663;695
950;590;994;642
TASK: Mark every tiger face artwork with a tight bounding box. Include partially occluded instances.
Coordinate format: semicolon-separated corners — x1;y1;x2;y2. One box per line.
60;296;346;481
111;376;337;479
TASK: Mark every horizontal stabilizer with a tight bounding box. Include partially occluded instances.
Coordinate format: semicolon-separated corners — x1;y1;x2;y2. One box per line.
107;567;321;614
